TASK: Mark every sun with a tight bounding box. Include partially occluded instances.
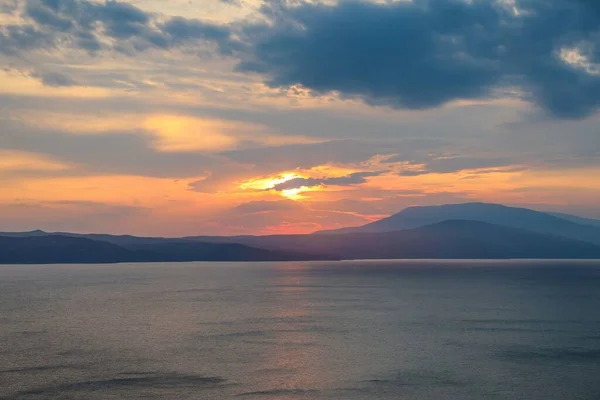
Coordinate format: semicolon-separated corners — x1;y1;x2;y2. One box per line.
240;172;311;200
281;187;305;200
240;172;302;191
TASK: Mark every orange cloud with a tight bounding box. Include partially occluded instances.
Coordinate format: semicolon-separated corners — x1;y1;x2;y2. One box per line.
145;115;241;152
0;150;71;172
0;157;598;236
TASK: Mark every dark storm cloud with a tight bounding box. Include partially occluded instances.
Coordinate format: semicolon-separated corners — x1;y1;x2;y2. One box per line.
239;0;504;110
237;0;600;118
3;0;600;118
507;0;600;119
576;0;600;15
272;171;383;190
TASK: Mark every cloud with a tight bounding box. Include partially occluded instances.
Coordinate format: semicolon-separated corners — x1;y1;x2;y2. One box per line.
394;155;520;176
229;200;304;214
33;71;77;87
6;0;235;54
272;171;383;190
0;118;218;178
0;24;53;55
576;0;600;16
235;0;600;119
0;149;70;172
24;0;76;30
23;0;151;40
218;0;242;6
4;0;600;118
160;17;235;52
239;0;502;109
222;140;389;171
0;0;18;14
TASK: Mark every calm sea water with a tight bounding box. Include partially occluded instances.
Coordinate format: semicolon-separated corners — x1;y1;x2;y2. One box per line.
1;260;600;400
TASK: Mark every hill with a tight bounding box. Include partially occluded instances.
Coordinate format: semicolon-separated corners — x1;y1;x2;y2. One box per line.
547;212;600;228
314;203;600;245
0;235;334;264
186;220;600;260
0;235;137;264
4;202;600;262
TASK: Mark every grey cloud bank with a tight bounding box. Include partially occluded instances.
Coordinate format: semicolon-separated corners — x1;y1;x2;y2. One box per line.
240;0;600;119
2;0;600;118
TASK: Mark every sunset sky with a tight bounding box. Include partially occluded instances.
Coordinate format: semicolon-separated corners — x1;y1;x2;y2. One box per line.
1;0;599;236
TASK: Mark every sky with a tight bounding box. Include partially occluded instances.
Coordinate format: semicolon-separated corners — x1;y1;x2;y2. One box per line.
0;0;599;236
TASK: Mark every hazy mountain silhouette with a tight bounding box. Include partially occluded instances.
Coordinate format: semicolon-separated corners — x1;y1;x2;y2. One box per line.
186;220;600;260
0;230;173;245
0;235;334;264
0;229;49;237
124;241;335;262
315;202;600;245
0;235;138;264
547;212;600;228
3;203;600;263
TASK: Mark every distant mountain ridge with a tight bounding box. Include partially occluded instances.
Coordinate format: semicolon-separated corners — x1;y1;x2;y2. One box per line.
184;220;600;260
547;212;600;228
0;235;139;264
2;203;600;263
0;235;336;264
314;202;600;245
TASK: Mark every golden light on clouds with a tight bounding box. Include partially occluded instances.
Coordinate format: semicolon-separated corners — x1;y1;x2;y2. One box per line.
0;150;71;172
22;112;143;134
145;115;242;152
0;69;114;99
239;172;315;200
12;109;321;152
281;188;307;200
0;0;598;239
0;174;198;205
240;172;303;191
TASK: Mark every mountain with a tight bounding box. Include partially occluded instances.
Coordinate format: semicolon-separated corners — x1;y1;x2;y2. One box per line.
123;242;335;262
3;203;600;262
0;230;174;246
314;202;600;245
0;229;49;237
0;235;138;264
548;212;600;228
0;235;334;264
185;220;600;260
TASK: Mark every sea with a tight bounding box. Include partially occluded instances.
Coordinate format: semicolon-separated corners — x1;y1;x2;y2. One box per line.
1;260;600;400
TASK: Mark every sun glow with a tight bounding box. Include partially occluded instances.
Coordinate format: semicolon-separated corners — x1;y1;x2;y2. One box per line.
240;173;302;191
239;172;314;200
281;187;306;200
